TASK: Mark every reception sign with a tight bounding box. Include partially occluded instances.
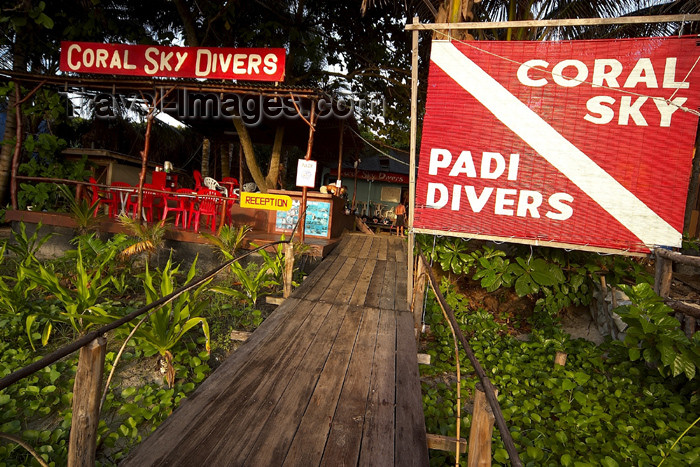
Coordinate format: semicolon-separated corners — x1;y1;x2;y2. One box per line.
240;192;292;211
415;37;700;254
60;41;286;81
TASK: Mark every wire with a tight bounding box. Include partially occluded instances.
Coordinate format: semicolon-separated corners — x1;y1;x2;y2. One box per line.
348;127;410;166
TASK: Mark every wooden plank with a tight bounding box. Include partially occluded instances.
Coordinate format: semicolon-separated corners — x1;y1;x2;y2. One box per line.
395;249;409;313
338;234;360;257
320;307;381;466
303;255;349;302
379;259;397;310
364;261;386;308
282;306;364;466
332;258;368;305
172;301;336;465
292;252;342;299
358;308;396;466
319;256;357;303
359;235;375;260
122;298;310;465
122;297;317;465
426;434;467;454
690;210;699;237
395;311;429;466
349;259;377;306
205;302;346;465
377;235;389;261
242;304;351;465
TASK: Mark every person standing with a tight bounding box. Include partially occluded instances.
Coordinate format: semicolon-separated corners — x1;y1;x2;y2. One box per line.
394;200;406;237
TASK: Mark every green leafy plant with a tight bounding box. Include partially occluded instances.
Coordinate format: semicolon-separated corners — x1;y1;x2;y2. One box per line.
211;261;278;308
435;238;475;275
5;222;53;267
129;256;211;387
118;215;168;261
202;224;252;260
471;247;513;292
613;283;700;380
21;248;115;347
56;184;100;234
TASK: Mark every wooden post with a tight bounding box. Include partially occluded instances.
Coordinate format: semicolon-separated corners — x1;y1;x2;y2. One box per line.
468;382;498;467
283;242;294;298
11;83;22;210
413;256;427;333
554;352;567;368
407;16;419;306
654;250;673;297
336;120;344;187
238;144;244;189
137;92;158;223
68;336;107;467
299;103;316;244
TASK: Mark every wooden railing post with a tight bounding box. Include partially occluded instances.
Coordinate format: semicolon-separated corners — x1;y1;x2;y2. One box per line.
413;256;427;334
283;243;294;298
468;382;498;467
68;335;107;467
654;250;673;297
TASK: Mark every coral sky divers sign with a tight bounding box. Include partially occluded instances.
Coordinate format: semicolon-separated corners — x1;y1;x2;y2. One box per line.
415;37;700;254
60;41;285;81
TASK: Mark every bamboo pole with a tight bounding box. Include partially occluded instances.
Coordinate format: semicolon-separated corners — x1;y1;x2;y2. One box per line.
412;256;427;333
68;336;107;467
299;104;317;244
283;242;294;298
468;382;498;467
407;16;419;306
404;14;700;30
337;120;344;188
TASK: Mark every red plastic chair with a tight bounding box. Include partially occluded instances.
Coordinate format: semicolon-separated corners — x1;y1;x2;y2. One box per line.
193;170;203;191
126;183;161;222
89;177;118;217
188;188;223;233
219;177;239;225
161;188;193;229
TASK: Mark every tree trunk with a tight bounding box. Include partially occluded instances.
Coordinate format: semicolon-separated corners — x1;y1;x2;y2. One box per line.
0;28;27;207
265;126;285;189
201;138;210;178
0;85;18;207
220;143;231;178
172;0;200;47
233;118;268;192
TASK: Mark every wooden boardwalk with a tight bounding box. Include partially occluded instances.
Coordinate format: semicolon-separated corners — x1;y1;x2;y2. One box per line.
123;233;429;466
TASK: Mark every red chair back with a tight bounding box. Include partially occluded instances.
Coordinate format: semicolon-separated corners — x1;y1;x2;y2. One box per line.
193;170;203;190
196;188;221;215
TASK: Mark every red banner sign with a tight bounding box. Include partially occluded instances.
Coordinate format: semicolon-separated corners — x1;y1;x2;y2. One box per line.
59;41;286;81
331;168;409;184
415;37;700;254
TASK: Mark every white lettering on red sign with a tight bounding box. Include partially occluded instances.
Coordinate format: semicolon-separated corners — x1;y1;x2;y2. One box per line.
60;41;286;81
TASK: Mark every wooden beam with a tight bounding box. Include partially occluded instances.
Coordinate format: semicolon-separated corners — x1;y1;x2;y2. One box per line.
68;336;107;467
283;242;294;298
654;250;674;297
427;433;467;453
468;382;498;467
413;228;647;257
405;14;700;30
664;299;700;320
656;248;700;268
407;16;420;306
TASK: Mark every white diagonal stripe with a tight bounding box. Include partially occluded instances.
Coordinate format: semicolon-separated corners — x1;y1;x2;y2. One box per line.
431;41;681;248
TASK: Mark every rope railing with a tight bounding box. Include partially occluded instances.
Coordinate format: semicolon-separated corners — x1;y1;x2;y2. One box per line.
417;251;522;466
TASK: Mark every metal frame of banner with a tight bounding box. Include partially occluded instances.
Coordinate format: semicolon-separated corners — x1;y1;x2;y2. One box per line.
405;13;700;306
